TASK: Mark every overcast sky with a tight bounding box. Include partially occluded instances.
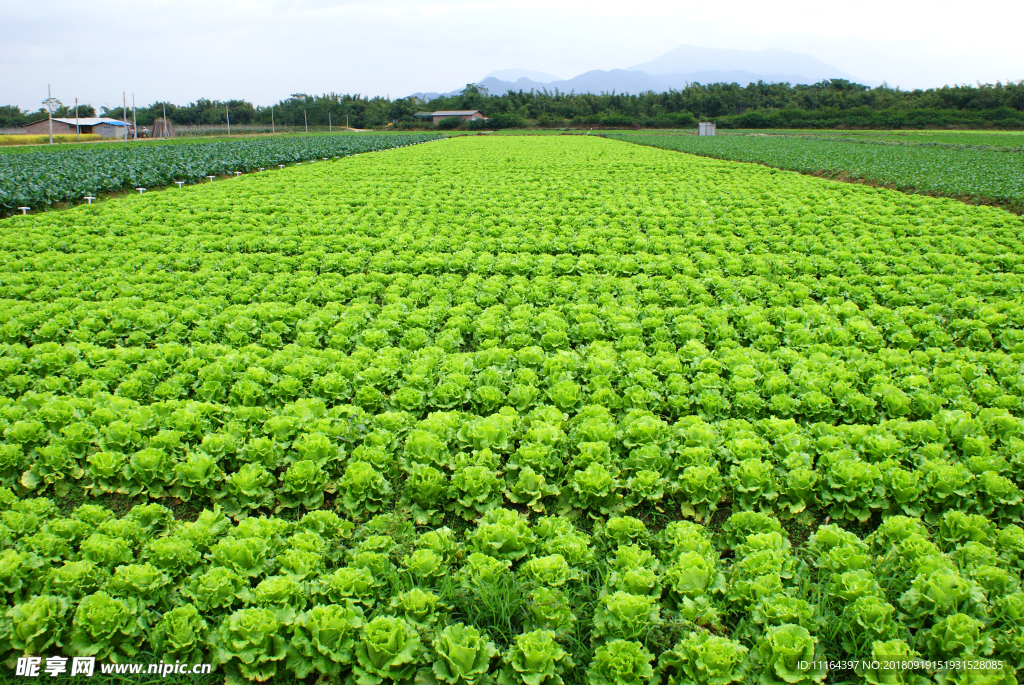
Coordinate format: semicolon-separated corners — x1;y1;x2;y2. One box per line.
3;0;1023;111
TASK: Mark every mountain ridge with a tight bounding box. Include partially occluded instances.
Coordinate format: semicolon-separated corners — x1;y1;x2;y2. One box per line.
409;44;866;101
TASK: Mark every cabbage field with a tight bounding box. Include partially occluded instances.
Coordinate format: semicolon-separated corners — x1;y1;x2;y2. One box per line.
2;135;1024;684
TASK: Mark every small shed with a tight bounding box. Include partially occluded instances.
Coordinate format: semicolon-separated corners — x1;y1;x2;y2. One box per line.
698;122;716;136
414;110;486;125
22;117;129;139
151;118;175;138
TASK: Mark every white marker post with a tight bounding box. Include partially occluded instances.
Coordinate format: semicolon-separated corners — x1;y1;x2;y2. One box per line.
278;164;285;170
84;197;96;204
18;207;30;215
136;188;146;194
175;181;184;188
234;171;242;176
206;176;215;182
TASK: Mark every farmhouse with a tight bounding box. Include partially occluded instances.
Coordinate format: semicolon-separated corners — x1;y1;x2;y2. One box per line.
21;117;130;139
414;110;486;124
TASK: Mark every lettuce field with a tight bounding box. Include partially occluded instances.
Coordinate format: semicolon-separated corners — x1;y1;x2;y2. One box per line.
2;135;1024;684
0;134;442;216
609;133;1024;211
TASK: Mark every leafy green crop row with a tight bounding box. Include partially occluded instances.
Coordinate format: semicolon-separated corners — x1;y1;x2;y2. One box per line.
607;133;1024;207
3;495;1022;684
0;134;442;215
3;137;1024;682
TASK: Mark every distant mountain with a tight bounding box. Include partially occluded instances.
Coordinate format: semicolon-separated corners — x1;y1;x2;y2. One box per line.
478;70;670;96
629;45;857;84
486;69;561;83
407;91;458;102
407;45;867;100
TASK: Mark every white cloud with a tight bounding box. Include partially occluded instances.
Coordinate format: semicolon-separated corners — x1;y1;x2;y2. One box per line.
3;0;1022;110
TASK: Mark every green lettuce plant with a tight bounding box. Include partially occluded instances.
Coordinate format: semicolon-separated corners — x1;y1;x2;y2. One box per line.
458;553;513;591
658;630;749;685
519;553;578;588
431;623;498;685
989;592;1024;669
592;591;662;643
211;607;288;684
315;566;380;609
504;466;560;513
208;535;272;578
749;594;817;634
253;575;307;625
285;603;364;680
717;511;782;551
403;548;448;587
586;639;655;685
840;595;898;654
467;509;537;562
677;465;723;524
222;463;276;520
403;462;448;525
276;459;331;511
664;551;726;606
180;566;253;613
496;629;574;685
567;462;623;517
339;461;393;521
5;594;68;655
143;535;201;573
754;624;826;685
448;465;503;520
777;467;818;521
917;613;992;659
898;568;986;629
389;588;443;630
149;603;208;664
69;591;146;663
169;452;224;502
524;586;577;636
821;457;884;523
855;639;922;685
728;458;778;512
624;469;667;510
107;562;173;610
351;616;425;685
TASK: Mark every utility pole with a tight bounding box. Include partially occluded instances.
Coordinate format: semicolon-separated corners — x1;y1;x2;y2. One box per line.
304;110;308;133
347;114;349;130
75;97;80;142
42;85;61;145
329;112;332;132
162;102;167;138
271;106;275;133
132;93;137;140
123;92;127;142
226;103;231;135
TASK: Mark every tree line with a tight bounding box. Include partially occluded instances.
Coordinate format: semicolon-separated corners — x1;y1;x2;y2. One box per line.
3;80;1023;130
